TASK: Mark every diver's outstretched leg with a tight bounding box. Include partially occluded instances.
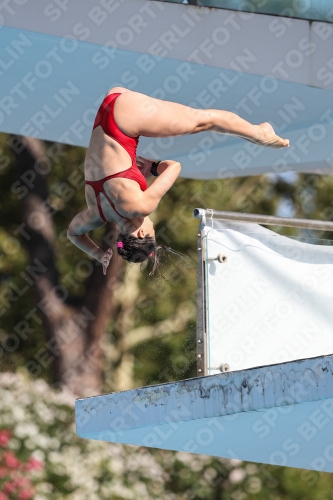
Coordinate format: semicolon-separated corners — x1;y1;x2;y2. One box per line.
207;111;289;149
113;89;290;149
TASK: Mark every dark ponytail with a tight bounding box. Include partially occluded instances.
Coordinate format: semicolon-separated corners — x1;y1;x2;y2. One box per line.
117;233;155;263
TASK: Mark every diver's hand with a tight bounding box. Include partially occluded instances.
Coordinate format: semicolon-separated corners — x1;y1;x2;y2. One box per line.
136;156;155;178
100;248;113;275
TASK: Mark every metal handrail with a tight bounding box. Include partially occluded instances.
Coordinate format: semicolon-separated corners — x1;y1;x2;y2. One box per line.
194;208;333;232
158;0;333;24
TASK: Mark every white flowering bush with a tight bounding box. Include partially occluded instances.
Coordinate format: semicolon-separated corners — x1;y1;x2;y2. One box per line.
0;372;241;500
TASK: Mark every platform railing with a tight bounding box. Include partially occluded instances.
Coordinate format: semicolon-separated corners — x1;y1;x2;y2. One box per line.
157;0;333;23
194;208;333;232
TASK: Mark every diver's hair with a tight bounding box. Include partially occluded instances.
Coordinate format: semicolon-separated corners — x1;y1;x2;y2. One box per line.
117;233;155;264
117;236;180;279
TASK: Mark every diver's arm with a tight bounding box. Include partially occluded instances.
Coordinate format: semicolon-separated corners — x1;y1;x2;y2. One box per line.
67;209;106;263
138;159;181;215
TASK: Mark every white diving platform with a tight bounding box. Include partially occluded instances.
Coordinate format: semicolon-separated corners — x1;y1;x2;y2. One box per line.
76;354;333;472
2;0;333;179
76;209;333;471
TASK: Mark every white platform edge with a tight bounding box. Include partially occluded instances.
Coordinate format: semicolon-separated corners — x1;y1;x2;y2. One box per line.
76;354;333;434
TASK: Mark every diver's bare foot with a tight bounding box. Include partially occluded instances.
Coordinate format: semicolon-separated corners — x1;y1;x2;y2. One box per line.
250;122;289;149
238;122;289;148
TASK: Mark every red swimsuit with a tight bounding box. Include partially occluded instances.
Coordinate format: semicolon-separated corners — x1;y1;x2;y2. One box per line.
85;93;147;221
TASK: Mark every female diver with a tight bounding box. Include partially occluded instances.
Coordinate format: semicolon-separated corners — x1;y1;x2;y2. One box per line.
67;87;289;274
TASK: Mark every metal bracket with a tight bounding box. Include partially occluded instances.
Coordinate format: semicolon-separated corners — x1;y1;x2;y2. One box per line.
207;253;227;263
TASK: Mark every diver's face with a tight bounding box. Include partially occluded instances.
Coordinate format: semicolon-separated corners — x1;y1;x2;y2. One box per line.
132;217;155;239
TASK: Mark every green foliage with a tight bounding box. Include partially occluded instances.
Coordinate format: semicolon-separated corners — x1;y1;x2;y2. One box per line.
0;371;242;499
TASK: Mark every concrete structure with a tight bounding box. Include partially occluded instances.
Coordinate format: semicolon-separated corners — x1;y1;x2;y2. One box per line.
1;0;333;178
76;354;333;472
